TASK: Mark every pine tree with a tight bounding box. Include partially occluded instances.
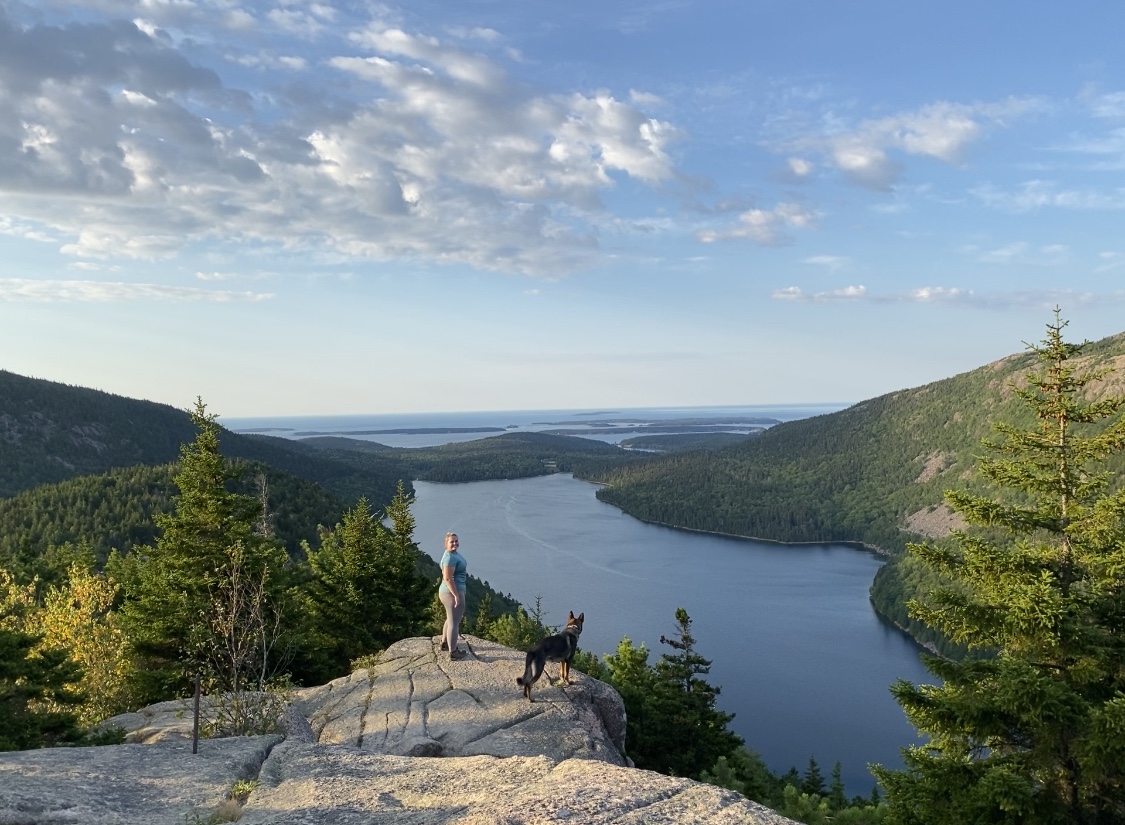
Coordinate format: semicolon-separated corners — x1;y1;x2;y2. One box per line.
380;482;434;642
829;761;848;811
0;626;85;750
649;607;743;778
802;756;827;796
875;313;1125;824
303;492;432;679
115;399;283;702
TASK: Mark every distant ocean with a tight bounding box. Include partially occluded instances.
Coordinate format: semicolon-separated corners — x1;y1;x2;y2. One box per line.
221;403;851;449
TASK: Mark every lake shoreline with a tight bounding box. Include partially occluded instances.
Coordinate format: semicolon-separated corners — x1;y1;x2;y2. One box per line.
585;485;891;558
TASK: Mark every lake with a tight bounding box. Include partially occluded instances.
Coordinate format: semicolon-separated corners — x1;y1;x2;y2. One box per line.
411;472;933;796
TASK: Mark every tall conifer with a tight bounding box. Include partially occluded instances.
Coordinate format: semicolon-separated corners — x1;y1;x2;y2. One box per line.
875;313;1125;824
116;400;282;701
303;487;432;679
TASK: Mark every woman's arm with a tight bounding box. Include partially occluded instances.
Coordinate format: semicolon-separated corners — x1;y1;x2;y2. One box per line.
442;565;459;607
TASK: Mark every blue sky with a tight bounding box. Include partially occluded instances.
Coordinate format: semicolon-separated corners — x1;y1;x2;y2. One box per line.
2;1;1123;416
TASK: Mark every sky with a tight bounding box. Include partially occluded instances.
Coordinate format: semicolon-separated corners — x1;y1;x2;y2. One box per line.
2;1;1124;417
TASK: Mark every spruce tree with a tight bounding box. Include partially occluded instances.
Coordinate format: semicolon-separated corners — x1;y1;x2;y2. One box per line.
380;482;434;641
303;491;432;679
0;626;84;750
116;399;283;701
875;313;1125;824
650;607;742;778
802;757;827;797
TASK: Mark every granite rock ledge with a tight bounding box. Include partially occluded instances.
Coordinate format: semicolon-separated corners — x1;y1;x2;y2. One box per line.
0;635;798;825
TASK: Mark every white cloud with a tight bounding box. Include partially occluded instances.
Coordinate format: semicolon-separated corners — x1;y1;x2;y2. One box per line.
971;181;1125;212
772;284;1114;309
789;98;1042;190
629;90;665;108
1082;89;1125;119
232;53;308;71
773;285;866;302
447;27;502;43
1095;251;1125;273
801;255;848;271
697;203;817;246
0;279;273;302
268;9;328;36
0;13;682;276
787;157;813;177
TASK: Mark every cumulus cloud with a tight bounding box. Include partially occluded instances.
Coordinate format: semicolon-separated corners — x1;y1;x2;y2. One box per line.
697;203;817;245
0;9;681;275
0;278;272;302
788;98;1042;190
788;157;813;177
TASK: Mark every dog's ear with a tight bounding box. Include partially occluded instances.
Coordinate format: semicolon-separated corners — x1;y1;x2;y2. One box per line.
568;611;574;620
577;613;584;622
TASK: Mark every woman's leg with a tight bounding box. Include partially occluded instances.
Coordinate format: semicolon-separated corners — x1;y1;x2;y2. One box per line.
439;589;457;651
448;590;467;653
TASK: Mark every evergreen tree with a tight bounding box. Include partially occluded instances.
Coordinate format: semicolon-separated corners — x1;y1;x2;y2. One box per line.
648;607;742;778
472;592;494;638
379;482;434;641
802;757;827;797
829;761;848;811
601;637;660;766
700;746;781;804
0;625;85;750
875;313;1125;824
303;493;432;680
115;399;283;702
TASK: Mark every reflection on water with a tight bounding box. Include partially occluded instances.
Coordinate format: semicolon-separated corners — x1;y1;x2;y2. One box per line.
411;473;932;795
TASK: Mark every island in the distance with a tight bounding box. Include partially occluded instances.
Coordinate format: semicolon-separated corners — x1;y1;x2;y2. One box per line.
292;427;507;436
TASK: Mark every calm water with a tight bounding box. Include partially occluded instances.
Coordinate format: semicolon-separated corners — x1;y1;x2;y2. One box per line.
222;403;848;448
411;473;932;795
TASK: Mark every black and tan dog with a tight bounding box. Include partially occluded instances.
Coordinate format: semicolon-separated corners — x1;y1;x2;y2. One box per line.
516;611;584;702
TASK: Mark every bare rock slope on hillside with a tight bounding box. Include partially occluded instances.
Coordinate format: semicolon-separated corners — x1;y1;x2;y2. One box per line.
0;636;796;824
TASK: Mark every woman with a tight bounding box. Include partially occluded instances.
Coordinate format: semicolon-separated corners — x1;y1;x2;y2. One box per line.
438;532;468;660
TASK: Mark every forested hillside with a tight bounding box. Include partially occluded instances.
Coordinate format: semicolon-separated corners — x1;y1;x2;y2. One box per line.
0;462;343;574
297;430;653;483
593;330;1125;652
0;370;405;506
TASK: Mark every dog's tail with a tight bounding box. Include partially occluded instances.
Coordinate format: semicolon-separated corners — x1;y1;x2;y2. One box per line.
516;651;542;687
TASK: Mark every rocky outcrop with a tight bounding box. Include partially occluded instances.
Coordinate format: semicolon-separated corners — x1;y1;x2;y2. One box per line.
0;735;281;825
295;636;627;764
0;636;796;824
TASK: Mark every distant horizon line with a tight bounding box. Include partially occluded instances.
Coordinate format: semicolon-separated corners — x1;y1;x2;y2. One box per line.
219;401;854;422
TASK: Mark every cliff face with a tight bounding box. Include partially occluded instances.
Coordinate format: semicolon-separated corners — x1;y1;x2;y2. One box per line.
0;636;797;824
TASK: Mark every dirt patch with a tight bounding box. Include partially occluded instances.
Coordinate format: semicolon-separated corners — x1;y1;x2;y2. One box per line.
903;503;966;539
914;451;952;483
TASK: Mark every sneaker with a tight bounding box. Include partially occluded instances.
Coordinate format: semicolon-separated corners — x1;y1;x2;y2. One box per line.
449;649;466;661
440;640;449;651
